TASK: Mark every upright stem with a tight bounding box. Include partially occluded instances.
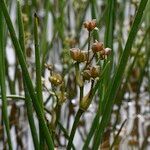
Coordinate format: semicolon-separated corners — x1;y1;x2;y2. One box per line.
80;86;84;102
67;109;84;150
34;13;45;149
17;1;39;149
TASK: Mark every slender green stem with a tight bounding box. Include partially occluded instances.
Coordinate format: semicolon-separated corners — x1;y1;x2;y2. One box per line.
34;13;45;150
34;13;44;108
82;106;100;150
103;0;116;87
0;95;25;100
80;86;84;102
56;104;61;123
0;0;54;149
58;122;75;150
67;109;84;150
17;1;40;149
110;119;127;150
0;7;12;150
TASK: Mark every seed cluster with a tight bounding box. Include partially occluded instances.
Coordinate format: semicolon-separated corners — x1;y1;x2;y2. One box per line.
70;20;111;80
45;20;111;111
69;19;111;111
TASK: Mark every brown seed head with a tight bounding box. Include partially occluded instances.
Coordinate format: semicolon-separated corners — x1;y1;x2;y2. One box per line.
82;70;91;80
83;66;100;80
90;66;100;78
70;48;88;62
92;41;104;53
83;19;96;31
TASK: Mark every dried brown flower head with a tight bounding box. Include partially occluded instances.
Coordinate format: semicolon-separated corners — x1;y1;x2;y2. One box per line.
70;48;88;62
99;48;111;60
92;40;104;53
90;66;100;78
83;66;100;80
83;19;96;31
82;70;91;80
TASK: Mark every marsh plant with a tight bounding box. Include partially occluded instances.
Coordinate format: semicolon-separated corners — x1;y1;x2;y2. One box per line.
0;0;150;150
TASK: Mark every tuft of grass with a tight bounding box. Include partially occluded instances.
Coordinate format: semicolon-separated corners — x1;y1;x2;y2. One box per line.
93;0;149;149
0;0;54;149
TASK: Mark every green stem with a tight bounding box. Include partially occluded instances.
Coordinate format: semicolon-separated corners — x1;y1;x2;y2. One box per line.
58;122;75;150
55;104;61;127
82;107;100;150
17;1;40;149
80;86;84;102
0;95;25;100
67;109;84;150
110;119;127;150
34;13;45;149
34;13;44;108
83;60;119;149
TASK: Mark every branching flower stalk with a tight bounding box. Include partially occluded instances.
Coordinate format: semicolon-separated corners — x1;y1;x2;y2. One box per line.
46;64;68;145
67;20;111;150
84;19;96;64
0;1;148;149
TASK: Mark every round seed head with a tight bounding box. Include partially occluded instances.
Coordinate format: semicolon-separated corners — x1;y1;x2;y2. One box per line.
82;70;91;80
92;41;104;53
49;73;62;86
90;66;100;78
70;48;88;62
83;19;97;31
